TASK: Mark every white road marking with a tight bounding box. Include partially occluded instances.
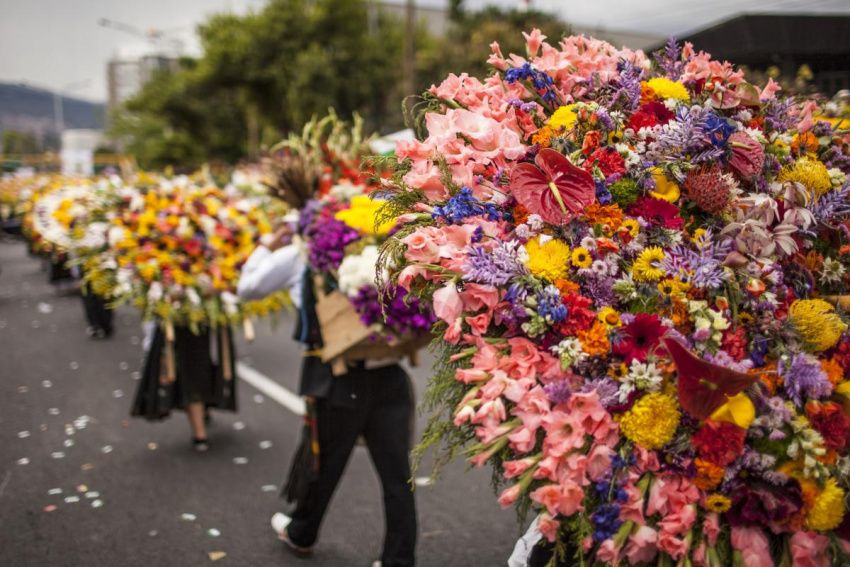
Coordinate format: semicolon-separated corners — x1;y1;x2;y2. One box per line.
236;361;305;416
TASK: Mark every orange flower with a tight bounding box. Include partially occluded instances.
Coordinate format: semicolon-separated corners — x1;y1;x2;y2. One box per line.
822;358;844;386
791;132;819;155
554;278;580;295
639;85;656;106
577;321;610;356
532;126;554;148
693;458;725;490
583;202;624;230
755;362;780;396
513;203;530;226
581;131;601;155
596;237;620;256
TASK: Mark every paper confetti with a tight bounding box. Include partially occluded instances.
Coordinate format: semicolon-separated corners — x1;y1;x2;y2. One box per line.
253;394;264;403
85;492;100;499
69;361;78;370
414;477;434;487
260;485;277;493
258;441;273;450
43;505;57;513
101;446;113;454
48;488;63;495
233;457;248;465
232;422;246;431
207;529;221;537
63;439;75;448
37;302;53;314
16;458;30;466
81;464;95;471
181;513;197;521
64;496;80;504
91;500;104;508
41;380;53;388
208;552;227;561
148;442;158;451
31;321;41;328
17;386;28;393
76;485;88;493
51;452;65;459
119;362;129;371
112;389;124;398
17;431;30;439
47;408;60;415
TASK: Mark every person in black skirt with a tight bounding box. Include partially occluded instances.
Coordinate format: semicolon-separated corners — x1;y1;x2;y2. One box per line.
237;226;417;567
132;322;237;451
79;281;113;339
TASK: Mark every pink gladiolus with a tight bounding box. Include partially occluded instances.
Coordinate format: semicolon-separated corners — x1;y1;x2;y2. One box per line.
466;312;492;335
625;525;658;564
510;386;551;431
703;513;721;546
789;532;830;567
402;228;442;263
595;540;624;564
586;443;614;481
730;526;774;567
503;455;540;479
497;483;524;509
433;284;463;323
758;77;782;102
507;425;537;453
443;318;462;344
537;514;560;543
523;29;546;58
453;404;477;427
459;282;500;312
529;480;584;517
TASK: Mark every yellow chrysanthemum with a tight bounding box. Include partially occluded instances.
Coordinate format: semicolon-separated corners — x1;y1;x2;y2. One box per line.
644;78;690;102
619;393;681;449
704;494;732;513
632;246;666;282
334;195;394;235
526;238;571;282
532;126;554;148
571;246;592;268
777;157;832;198
548;104;578;132
806;478;845;531
789;299;847;352
649;168;681;203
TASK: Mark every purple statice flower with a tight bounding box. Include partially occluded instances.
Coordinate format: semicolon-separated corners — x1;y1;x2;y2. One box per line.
537;285;567;323
704;350;754;373
646;105;725;168
463;240;528;286
306;216;360;272
595;107;617;131
749;335;769;367
661;232;731;289
763;98;796;133
298;199;324;235
544;380;572;404
779;353;833;406
581;377;620;409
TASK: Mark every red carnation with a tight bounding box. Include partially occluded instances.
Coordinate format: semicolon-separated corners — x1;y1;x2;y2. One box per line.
555;292;596;335
581;147;626;178
832;339;850;379
613;313;666;364
628;196;684;230
626;101;675;132
806;401;850;453
692;420;746;466
721;327;749;361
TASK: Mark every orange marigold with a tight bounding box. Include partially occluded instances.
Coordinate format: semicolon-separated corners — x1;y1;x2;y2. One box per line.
822;358;844;386
639;85;656;106
513;203;530;226
693;458;725;490
583;202;624;230
577;321;610;356
532;126;554;148
755;362;781;396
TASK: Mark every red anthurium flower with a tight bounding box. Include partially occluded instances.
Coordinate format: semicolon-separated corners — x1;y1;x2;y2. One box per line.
510;148;595;225
662;337;760;420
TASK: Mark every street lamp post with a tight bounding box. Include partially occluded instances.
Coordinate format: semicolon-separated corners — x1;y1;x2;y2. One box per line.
53;80;92;136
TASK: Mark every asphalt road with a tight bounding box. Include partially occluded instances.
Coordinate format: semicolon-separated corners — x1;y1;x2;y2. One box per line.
0;239;526;567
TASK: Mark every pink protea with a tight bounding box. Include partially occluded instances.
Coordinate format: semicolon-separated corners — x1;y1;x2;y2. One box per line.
683;165;735;214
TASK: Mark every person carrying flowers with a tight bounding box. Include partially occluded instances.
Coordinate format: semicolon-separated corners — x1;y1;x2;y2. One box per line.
238;114;426;567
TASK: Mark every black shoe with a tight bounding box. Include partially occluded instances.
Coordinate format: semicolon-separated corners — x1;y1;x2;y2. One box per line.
193;438;209;452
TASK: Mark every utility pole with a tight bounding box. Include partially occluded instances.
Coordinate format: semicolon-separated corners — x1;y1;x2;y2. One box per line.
53;80;91;139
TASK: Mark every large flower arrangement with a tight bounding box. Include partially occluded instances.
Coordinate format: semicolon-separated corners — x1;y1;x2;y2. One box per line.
24;177;104;254
278;114;434;357
83;174;289;330
378;31;850;566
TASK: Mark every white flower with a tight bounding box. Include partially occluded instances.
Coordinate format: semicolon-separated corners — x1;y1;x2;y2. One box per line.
527;214;544;231
148;282;163;302
822;257;846;285
337;246;386;297
221;291;239;314
186;288;202;306
329;180;367;202
618;359;664;402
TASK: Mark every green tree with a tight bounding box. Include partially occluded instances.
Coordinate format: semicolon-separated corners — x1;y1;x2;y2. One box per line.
2;130;40;155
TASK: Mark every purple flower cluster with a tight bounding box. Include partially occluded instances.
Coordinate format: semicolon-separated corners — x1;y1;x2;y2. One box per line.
463;240;528;286
351;284;435;336
779;353;833;406
306;216;360;272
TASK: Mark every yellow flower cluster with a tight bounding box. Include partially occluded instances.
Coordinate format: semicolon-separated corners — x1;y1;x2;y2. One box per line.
643;78;690;102
526;237;571;282
789;299;847;352
632;247;666;282
334;195;394;236
703;494;732;513
806;478;846;531
619;393;681;449
777;157;832;198
547;104;578;132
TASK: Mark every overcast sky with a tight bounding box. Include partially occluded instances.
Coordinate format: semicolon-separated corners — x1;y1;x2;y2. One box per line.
1;0;847;103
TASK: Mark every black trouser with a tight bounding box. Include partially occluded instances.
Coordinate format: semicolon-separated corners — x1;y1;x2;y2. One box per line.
81;282;113;334
287;364;417;567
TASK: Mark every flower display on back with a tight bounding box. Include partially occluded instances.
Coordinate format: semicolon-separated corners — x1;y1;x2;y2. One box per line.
378;30;850;566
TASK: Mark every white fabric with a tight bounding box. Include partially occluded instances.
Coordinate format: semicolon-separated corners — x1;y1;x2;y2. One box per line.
237;244;305;307
507;516;542;567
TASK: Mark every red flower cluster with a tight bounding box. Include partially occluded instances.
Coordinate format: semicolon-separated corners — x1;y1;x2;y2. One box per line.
626;101;674;132
581;147;626;177
831;339;850;380
806;401;850;453
612;313;666;364
691;420;746;466
555;292;595;335
721;327;749;361
627;196;684;230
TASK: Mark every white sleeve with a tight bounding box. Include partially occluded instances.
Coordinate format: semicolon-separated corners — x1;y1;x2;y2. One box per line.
507;516;542;567
237;244;305;305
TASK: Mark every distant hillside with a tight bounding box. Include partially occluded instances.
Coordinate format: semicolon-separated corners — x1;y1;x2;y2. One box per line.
0;82;105;150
